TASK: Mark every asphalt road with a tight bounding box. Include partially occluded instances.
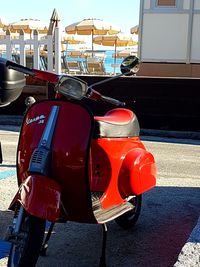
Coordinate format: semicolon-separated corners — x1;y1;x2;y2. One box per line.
0;127;200;267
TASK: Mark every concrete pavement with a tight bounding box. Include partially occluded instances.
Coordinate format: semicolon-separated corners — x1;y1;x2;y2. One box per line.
0;115;199;266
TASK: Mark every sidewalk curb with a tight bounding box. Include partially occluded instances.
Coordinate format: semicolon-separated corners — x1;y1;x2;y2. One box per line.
141;128;200;140
174;216;200;266
0;115;23;126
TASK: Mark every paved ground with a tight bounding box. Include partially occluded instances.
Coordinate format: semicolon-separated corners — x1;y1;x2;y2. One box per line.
0;119;199;266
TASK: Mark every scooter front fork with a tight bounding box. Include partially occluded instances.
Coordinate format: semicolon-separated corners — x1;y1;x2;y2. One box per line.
5;206;24;242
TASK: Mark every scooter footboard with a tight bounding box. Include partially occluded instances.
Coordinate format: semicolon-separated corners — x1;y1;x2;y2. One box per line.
118;148;156;197
9;175;61;222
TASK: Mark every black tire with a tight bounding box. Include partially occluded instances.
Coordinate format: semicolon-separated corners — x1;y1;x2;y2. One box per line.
115;195;142;229
8;209;45;267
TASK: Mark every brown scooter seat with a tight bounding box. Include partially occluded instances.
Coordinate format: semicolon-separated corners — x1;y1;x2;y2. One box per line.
94;108;140;138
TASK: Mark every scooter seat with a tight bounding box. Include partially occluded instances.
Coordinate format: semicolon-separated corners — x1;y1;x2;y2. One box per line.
94;108;140;138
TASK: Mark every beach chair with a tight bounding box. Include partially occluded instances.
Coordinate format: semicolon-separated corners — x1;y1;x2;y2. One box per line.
86;61;106;75
65;60;84;75
39;55;48;71
12;54;20;64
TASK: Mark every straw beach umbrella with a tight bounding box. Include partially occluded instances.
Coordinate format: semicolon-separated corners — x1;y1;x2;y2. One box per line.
3;18;48;35
112;49;132;59
3;18;48;62
65;18;121;54
67;50;87;58
93;34;137;73
93;34;137;60
61;34;85;51
130;25;139;35
61;34;86;64
62;34;85;45
0;17;8;29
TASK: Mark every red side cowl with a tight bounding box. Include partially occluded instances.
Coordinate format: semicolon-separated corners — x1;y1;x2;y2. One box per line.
118;148;156;197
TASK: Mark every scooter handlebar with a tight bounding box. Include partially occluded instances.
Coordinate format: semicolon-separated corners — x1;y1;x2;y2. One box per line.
87;88;125;106
101;95;126;106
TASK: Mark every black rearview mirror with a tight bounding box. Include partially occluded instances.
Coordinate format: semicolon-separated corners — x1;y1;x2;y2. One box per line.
120;56;139;76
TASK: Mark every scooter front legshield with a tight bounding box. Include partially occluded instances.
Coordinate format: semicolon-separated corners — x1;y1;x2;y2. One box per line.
9;175;61;222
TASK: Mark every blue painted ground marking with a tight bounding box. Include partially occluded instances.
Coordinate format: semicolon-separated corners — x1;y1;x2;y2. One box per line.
0;168;16;259
0;170;16;180
0;240;11;259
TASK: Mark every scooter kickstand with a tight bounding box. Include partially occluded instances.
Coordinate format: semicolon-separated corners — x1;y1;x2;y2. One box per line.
40;221;55;256
99;223;107;267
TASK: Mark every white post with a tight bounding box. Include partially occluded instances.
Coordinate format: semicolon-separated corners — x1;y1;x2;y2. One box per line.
33;29;40;69
54;26;61;74
5;30;12;60
47;34;53;72
19;30;26;66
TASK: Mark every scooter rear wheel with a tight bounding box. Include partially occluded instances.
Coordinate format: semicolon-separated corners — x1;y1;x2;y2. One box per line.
115;195;142;229
8;209;45;267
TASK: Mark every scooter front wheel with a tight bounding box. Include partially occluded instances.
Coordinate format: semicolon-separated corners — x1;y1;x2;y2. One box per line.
115;195;142;230
8;208;45;267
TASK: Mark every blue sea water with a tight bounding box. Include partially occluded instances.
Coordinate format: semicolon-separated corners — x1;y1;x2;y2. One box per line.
105;50;124;74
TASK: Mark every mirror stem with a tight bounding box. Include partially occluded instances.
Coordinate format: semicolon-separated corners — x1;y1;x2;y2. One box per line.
88;71;131;89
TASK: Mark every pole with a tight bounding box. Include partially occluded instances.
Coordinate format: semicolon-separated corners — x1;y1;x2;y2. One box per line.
0;142;3;164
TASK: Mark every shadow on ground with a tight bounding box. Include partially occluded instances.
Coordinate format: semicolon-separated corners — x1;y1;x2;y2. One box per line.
1;186;198;266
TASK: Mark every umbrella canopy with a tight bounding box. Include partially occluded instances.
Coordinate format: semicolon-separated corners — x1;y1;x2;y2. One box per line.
61;34;85;55
65;18;120;35
67;50;87;58
130;25;139;35
93;34;137;61
65;18;121;52
112;50;131;59
47;8;60;35
93;34;137;47
93;34;137;74
0;31;19;39
61;34;85;45
0;17;8;28
112;47;137;59
3;18;48;34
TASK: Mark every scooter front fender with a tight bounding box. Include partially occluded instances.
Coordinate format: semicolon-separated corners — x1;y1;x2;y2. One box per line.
9;175;61;222
119;148;156;197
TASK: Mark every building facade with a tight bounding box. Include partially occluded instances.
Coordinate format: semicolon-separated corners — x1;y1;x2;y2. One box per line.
137;0;200;77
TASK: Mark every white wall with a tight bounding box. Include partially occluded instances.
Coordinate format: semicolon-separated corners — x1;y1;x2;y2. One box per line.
139;0;200;63
141;13;188;62
191;14;200;62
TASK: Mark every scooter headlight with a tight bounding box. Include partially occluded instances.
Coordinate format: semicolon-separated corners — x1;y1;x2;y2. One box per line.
57;76;88;100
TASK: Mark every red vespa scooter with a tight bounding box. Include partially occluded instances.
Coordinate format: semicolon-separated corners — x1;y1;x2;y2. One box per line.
2;56;156;267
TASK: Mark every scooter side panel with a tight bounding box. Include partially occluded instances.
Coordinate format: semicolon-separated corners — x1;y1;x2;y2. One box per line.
9;175;61;222
118;148;156;197
90;137;147;208
17;100;97;223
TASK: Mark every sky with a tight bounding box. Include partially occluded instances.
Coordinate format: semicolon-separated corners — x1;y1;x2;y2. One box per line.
0;0;140;34
0;0;140;50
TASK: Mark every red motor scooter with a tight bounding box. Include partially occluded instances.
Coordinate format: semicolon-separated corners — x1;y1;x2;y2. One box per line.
2;56;156;267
